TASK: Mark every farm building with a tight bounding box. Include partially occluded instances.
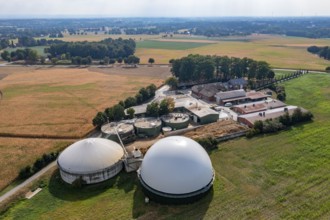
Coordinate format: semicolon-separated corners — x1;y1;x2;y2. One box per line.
161;113;190;130
57;138;124;184
101;122;135;144
188;106;219;124
215;89;269;105
138;136;214;204
191;82;226;101
238;105;301;127
134;117;162;137
233;100;286;115
227;78;248;90
215;89;246;105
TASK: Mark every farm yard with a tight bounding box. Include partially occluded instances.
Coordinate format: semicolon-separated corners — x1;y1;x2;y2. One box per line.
0;66;170;192
2;73;330;219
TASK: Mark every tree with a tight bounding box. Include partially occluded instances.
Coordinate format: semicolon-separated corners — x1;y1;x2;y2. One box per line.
109;58;116;64
326;66;330;73
25;49;38;64
1;51;10;61
127;108;135;119
103;56;110;65
165;77;178;89
117;57;123;64
124;97;137;108
51;58;58;65
40;56;46;64
135;93;143;104
267;70;275;79
253;120;264;133
112;104;125;121
92;112;106;127
159;98;175;116
146;84;157;98
148;58;155;65
146;102;159;117
139;87;149;101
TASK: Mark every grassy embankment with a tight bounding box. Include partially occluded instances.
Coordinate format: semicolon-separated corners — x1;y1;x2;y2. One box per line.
2;73;329;219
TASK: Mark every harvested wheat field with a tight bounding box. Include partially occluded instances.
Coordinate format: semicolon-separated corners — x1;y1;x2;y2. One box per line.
0;66;170;137
0;137;73;191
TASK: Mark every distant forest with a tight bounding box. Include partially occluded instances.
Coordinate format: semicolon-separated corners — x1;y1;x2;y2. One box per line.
307;46;330;60
46;38;136;59
1;18;330;42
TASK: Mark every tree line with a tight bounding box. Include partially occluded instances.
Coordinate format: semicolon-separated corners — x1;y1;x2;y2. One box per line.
92;84;157;128
307;46;330;60
18;36;64;47
1;48;38;63
170;54;274;83
46;38;136;60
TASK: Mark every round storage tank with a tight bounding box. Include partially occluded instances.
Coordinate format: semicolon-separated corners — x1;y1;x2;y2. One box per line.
138;136;214;204
101;122;135;144
57;138;124;185
161;113;190;130
134;117;162;138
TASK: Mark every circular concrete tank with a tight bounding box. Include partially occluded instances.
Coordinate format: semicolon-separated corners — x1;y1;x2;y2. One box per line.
134;117;162;138
161;113;190;130
101;122;135;144
57;138;124;185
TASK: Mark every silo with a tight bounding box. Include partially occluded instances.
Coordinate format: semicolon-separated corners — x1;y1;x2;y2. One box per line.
57;138;124;185
161;113;190;130
137;136;214;204
134;117;162;138
101;122;135;144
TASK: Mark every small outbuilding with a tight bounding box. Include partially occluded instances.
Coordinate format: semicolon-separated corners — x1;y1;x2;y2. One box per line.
57;138;124;185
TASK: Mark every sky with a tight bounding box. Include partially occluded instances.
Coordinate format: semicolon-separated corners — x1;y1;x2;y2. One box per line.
0;0;330;18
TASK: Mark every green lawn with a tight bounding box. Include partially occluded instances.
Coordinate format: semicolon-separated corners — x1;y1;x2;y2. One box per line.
2;73;330;219
137;40;213;50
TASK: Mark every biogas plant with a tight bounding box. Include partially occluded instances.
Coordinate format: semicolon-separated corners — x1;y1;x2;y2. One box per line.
57;134;214;204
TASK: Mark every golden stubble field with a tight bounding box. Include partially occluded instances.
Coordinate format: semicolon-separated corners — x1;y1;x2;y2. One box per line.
0;66;170;190
0;66;170;137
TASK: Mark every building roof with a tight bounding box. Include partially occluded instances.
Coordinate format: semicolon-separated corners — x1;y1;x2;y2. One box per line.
188;106;219;118
228;78;248;86
238;106;299;125
192;82;226;98
215;89;246;101
57;138;124;174
234;99;286;114
246;91;270;100
139;136;214;195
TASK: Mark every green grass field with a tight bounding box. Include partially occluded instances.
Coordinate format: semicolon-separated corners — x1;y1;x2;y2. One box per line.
137;40;213;50
274;69;296;80
2;73;330;219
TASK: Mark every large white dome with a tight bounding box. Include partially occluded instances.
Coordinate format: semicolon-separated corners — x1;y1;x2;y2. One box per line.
139;136;214;195
58;138;124;174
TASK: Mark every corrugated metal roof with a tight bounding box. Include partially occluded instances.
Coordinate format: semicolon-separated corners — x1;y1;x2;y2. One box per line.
215;89;246;100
